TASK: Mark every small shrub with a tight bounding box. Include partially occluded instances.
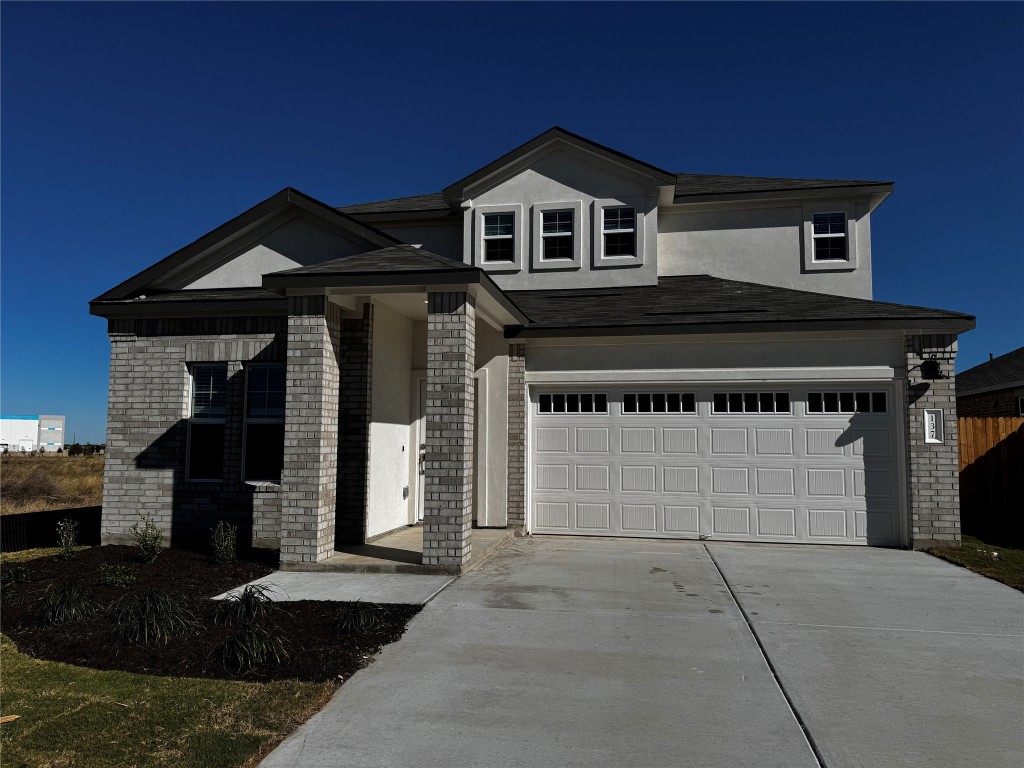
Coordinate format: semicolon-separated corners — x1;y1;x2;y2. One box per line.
1;564;33;605
215;584;278;627
111;590;202;645
130;516;164;564
98;563;137;588
38;579;99;626
331;600;384;632
220;624;289;672
210;520;238;566
56;517;79;559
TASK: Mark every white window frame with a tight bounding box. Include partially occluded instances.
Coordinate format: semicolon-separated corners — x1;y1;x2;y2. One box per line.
472;204;524;273
810;212;849;262
531;200;583;271
186;363;227;482
802;202;859;272
1016;396;1024;417
711;391;792;415
537;392;609;415
592;198;646;268
242;363;286;484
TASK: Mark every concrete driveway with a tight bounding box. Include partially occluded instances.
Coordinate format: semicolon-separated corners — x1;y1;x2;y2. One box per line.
261;538;1023;768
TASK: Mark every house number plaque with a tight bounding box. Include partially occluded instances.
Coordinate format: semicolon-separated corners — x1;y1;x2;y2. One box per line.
923;409;944;444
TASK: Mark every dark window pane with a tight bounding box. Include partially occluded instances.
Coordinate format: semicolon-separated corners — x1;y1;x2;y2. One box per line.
824;392;840;412
713;393;727;413
542;210;573;234
594;394;607;413
539;394;552;413
855;392;871;412
813;212;845;235
244;423;284;482
776;393;790;413
484;213;514;237
668;393;681;412
604;232;635;257
808;393;823;413
653;393;667;412
638;393;652;413
247;365;286;419
814;236;847;261
744;393;759;413
553;394;566;413
580;394;593;413
603;206;635;230
484;238;514;262
681;393;696;413
188;422;224;480
758;392;773;413
840;392;855;412
543;235;573;260
728;393;743;413
566;395;580;413
192;365;227;418
872;392;887;413
624;393;637;413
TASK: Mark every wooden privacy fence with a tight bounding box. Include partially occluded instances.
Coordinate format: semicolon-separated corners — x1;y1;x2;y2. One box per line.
958;416;1024;545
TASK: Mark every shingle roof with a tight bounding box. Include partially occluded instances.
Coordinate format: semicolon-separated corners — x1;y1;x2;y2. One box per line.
505;276;974;335
338;174;891;215
268;245;467;276
956;347;1024;395
673;174;889;198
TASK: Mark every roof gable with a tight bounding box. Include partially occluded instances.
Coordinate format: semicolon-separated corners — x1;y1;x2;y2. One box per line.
957;346;1024;395
94;188;401;301
441;127;676;204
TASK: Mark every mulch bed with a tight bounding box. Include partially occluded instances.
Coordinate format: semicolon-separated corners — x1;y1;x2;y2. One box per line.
1;546;420;683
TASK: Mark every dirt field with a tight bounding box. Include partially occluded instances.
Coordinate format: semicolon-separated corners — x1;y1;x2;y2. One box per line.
0;455;104;515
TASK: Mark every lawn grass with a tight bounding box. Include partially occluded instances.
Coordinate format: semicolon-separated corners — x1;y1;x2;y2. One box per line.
0;635;334;768
0;455;104;515
929;534;1024;591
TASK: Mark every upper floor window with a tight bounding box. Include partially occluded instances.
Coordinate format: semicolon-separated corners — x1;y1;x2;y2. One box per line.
541;209;574;260
602;206;636;257
188;364;227;481
811;212;848;261
483;212;515;262
244;364;286;483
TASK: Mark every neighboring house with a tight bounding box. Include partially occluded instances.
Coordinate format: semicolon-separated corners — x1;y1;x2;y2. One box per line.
955;347;1024;417
90;127;974;571
0;414;66;452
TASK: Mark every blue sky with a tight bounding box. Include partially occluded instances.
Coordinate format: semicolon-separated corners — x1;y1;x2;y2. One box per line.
2;2;1022;443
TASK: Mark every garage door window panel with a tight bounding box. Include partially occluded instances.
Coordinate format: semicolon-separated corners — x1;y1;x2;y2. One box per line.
713;392;791;414
623;392;696;414
538;393;608;414
807;391;888;414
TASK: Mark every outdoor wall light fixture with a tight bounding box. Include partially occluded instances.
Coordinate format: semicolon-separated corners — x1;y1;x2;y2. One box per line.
919;357;944;380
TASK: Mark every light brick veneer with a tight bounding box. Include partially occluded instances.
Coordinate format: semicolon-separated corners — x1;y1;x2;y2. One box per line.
102;316;285;547
423;291;476;571
506;343;527;532
279;296;343;565
905;333;961;549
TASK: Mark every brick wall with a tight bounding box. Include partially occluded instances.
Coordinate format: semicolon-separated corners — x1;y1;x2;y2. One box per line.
335;302;373;545
102;316;285;548
279;296;342;565
904;333;961;549
957;387;1024;418
423;291;475;571
506;343;526;531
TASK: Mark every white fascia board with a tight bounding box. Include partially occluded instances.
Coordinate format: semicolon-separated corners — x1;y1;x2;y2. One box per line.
525;367;898;384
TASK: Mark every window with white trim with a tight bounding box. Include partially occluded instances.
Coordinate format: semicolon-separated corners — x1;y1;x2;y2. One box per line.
807;391;887;414
623;393;696;414
541;209;574;260
244;364;286;482
811;212;848;261
187;364;227;481
538;393;608;414
483;212;515;262
602;206;636;257
712;392;791;414
1017;396;1024;417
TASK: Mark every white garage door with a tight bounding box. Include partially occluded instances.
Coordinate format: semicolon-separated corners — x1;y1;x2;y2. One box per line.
530;386;902;545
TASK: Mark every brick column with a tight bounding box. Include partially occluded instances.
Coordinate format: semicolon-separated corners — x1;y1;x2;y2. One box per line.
905;333;961;549
506;343;527;532
280;296;342;565
423;291;476;571
335;302;373;546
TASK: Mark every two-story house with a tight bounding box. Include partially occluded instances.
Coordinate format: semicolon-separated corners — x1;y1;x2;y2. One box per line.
90;128;973;571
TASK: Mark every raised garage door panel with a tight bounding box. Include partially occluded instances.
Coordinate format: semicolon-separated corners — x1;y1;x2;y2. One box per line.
530;387;901;545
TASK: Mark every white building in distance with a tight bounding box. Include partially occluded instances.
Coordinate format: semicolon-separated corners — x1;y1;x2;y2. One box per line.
0;414;66;452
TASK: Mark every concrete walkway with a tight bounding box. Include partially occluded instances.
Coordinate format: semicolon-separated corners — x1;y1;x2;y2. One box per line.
262;538;816;768
709;543;1024;768
213;572;454;604
261;538;1024;768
